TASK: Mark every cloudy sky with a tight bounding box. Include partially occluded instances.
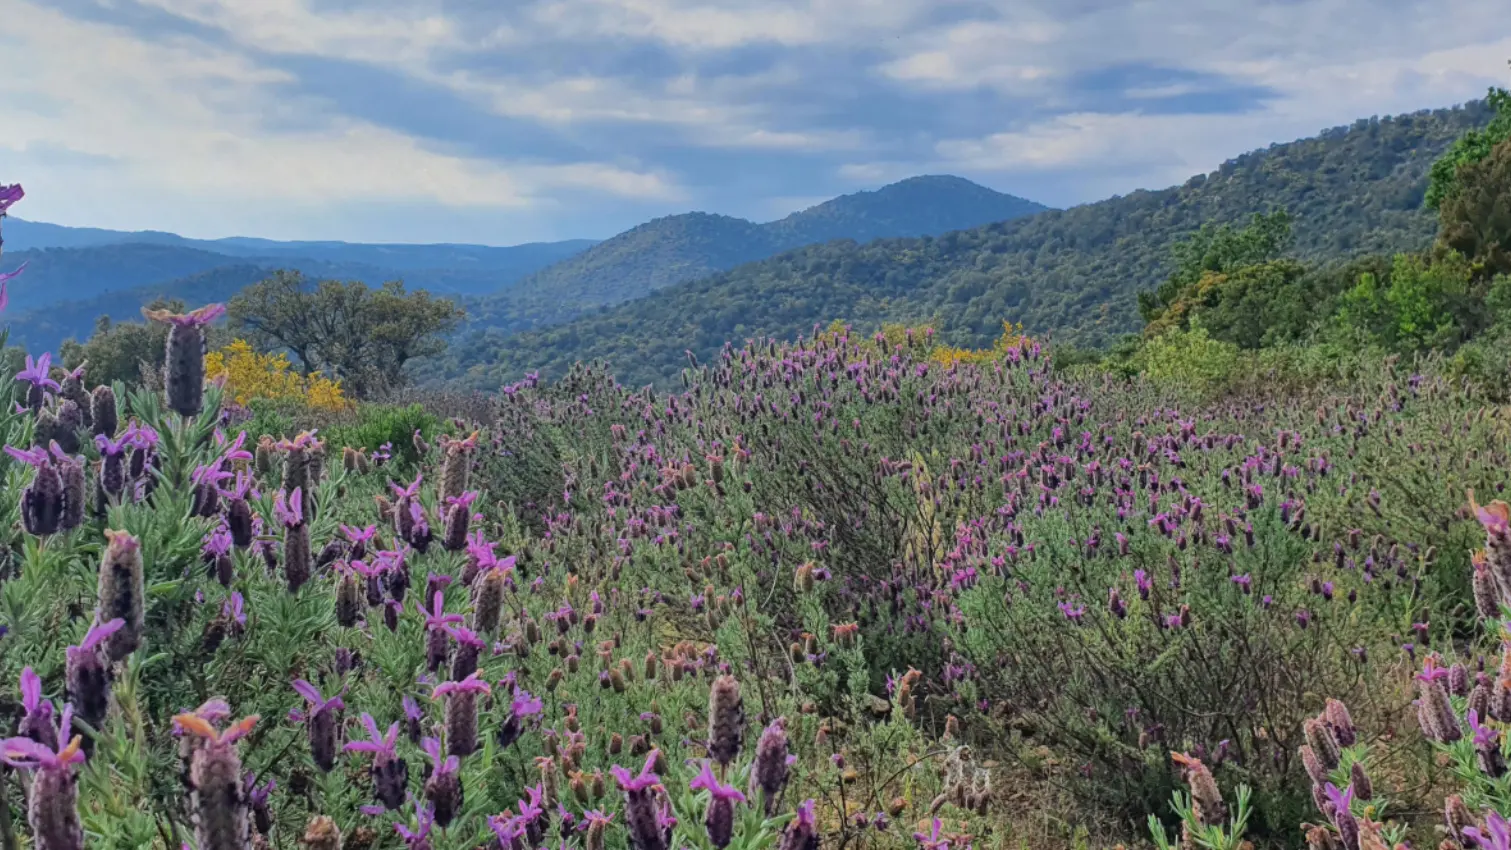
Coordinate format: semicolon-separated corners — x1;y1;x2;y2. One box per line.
2;0;1508;245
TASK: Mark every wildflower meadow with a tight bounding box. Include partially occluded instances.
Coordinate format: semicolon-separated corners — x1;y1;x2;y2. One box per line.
3;178;1511;850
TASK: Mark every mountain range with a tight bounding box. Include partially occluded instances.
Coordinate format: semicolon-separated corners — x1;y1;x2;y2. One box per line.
432;100;1496;389
463;174;1049;337
1;176;1048;354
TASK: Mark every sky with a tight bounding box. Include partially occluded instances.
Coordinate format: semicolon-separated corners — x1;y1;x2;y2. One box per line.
1;0;1509;246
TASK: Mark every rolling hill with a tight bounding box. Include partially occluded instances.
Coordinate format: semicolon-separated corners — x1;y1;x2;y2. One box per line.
437;101;1496;390
4;217;595;274
461;175;1049;336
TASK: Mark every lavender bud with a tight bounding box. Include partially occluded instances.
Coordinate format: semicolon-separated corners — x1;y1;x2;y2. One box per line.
424;764;462;828
89;386;117;438
1470;683;1492;722
440;440;472;502
1324;699;1357;747
444;690;479;758
144;305;224;418
751;718;790;813
59;455;85;532
707;675;744;767
472;568;505;634
336;573;363;628
442;503;470;552
20;458;65;536
97;530;145;661
1349;762;1373;801
284;522;311;592
226;498;254;548
25;743;87;850
179;714;258;850
1304;717;1342;770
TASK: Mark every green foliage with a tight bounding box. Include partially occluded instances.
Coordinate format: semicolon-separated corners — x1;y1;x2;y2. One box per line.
1335;252;1481;351
1425;86;1511;209
1138;209;1295;325
437;101;1493;389
1436;136;1511;280
1132;325;1243;392
229;271;465;398
450;176;1048;349
318;402;440;469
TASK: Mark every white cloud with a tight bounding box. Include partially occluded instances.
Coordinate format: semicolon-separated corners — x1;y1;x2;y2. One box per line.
0;0;682;238
930;32;1511;196
528;0;937;49
132;0;462;64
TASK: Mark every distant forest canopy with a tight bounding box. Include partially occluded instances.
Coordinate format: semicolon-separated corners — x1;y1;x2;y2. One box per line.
424;97;1500;391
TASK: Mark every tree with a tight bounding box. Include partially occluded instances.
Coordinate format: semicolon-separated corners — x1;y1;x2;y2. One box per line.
228;272;464;398
1437;137;1511;280
1425;86;1511;210
1138;210;1295;325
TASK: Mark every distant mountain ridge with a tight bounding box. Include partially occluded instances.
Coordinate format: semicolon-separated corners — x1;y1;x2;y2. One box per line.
435;101;1496;390
462;175;1050;336
4;217;597;272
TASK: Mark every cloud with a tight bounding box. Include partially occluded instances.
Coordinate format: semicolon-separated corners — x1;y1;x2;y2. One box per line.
3;0;1508;243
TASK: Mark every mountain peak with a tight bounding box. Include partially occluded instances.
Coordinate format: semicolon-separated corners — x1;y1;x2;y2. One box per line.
767;174;1049;244
462;176;1051;336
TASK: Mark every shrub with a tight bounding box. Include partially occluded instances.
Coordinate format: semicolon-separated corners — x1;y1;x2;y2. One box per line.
205;338;348;410
319;402;439;469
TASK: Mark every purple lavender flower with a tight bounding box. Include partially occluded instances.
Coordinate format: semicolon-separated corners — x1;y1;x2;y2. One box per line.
613;750;667;850
15;352;60;411
433;671;490;757
690;760;747;849
291;679;345;772
778;799;819;850
143;303;226;417
7;444;65;536
0;718;86;850
498;688;543;750
1464;810;1511;850
395;800;436;850
65;619;124;733
421;737;463;828
17;667;58;751
345;713;408;810
419;591;464;673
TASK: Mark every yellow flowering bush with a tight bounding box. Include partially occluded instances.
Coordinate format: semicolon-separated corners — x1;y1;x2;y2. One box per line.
205;339;348;411
929;321;1032;366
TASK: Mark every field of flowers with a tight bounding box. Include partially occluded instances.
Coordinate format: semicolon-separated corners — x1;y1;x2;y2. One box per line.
4;182;1511;850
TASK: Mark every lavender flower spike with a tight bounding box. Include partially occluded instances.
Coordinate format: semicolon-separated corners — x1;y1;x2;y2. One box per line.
346;713;409;811
690;760;747;849
18;667;58;751
395;800;436;850
421;737;463;828
143;302;226;417
174;712;259;850
433;671;490;757
66;618;125;733
0;720;87;850
291;678;345;773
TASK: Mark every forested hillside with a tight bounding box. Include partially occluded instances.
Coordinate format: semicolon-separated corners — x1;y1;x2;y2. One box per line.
441;101;1492;389
459;175;1048;338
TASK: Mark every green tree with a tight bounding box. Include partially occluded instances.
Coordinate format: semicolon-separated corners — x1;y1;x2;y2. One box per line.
1137;210;1295;326
1437;136;1511;280
228;271;464;398
1425;86;1511;209
1335;253;1478;351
